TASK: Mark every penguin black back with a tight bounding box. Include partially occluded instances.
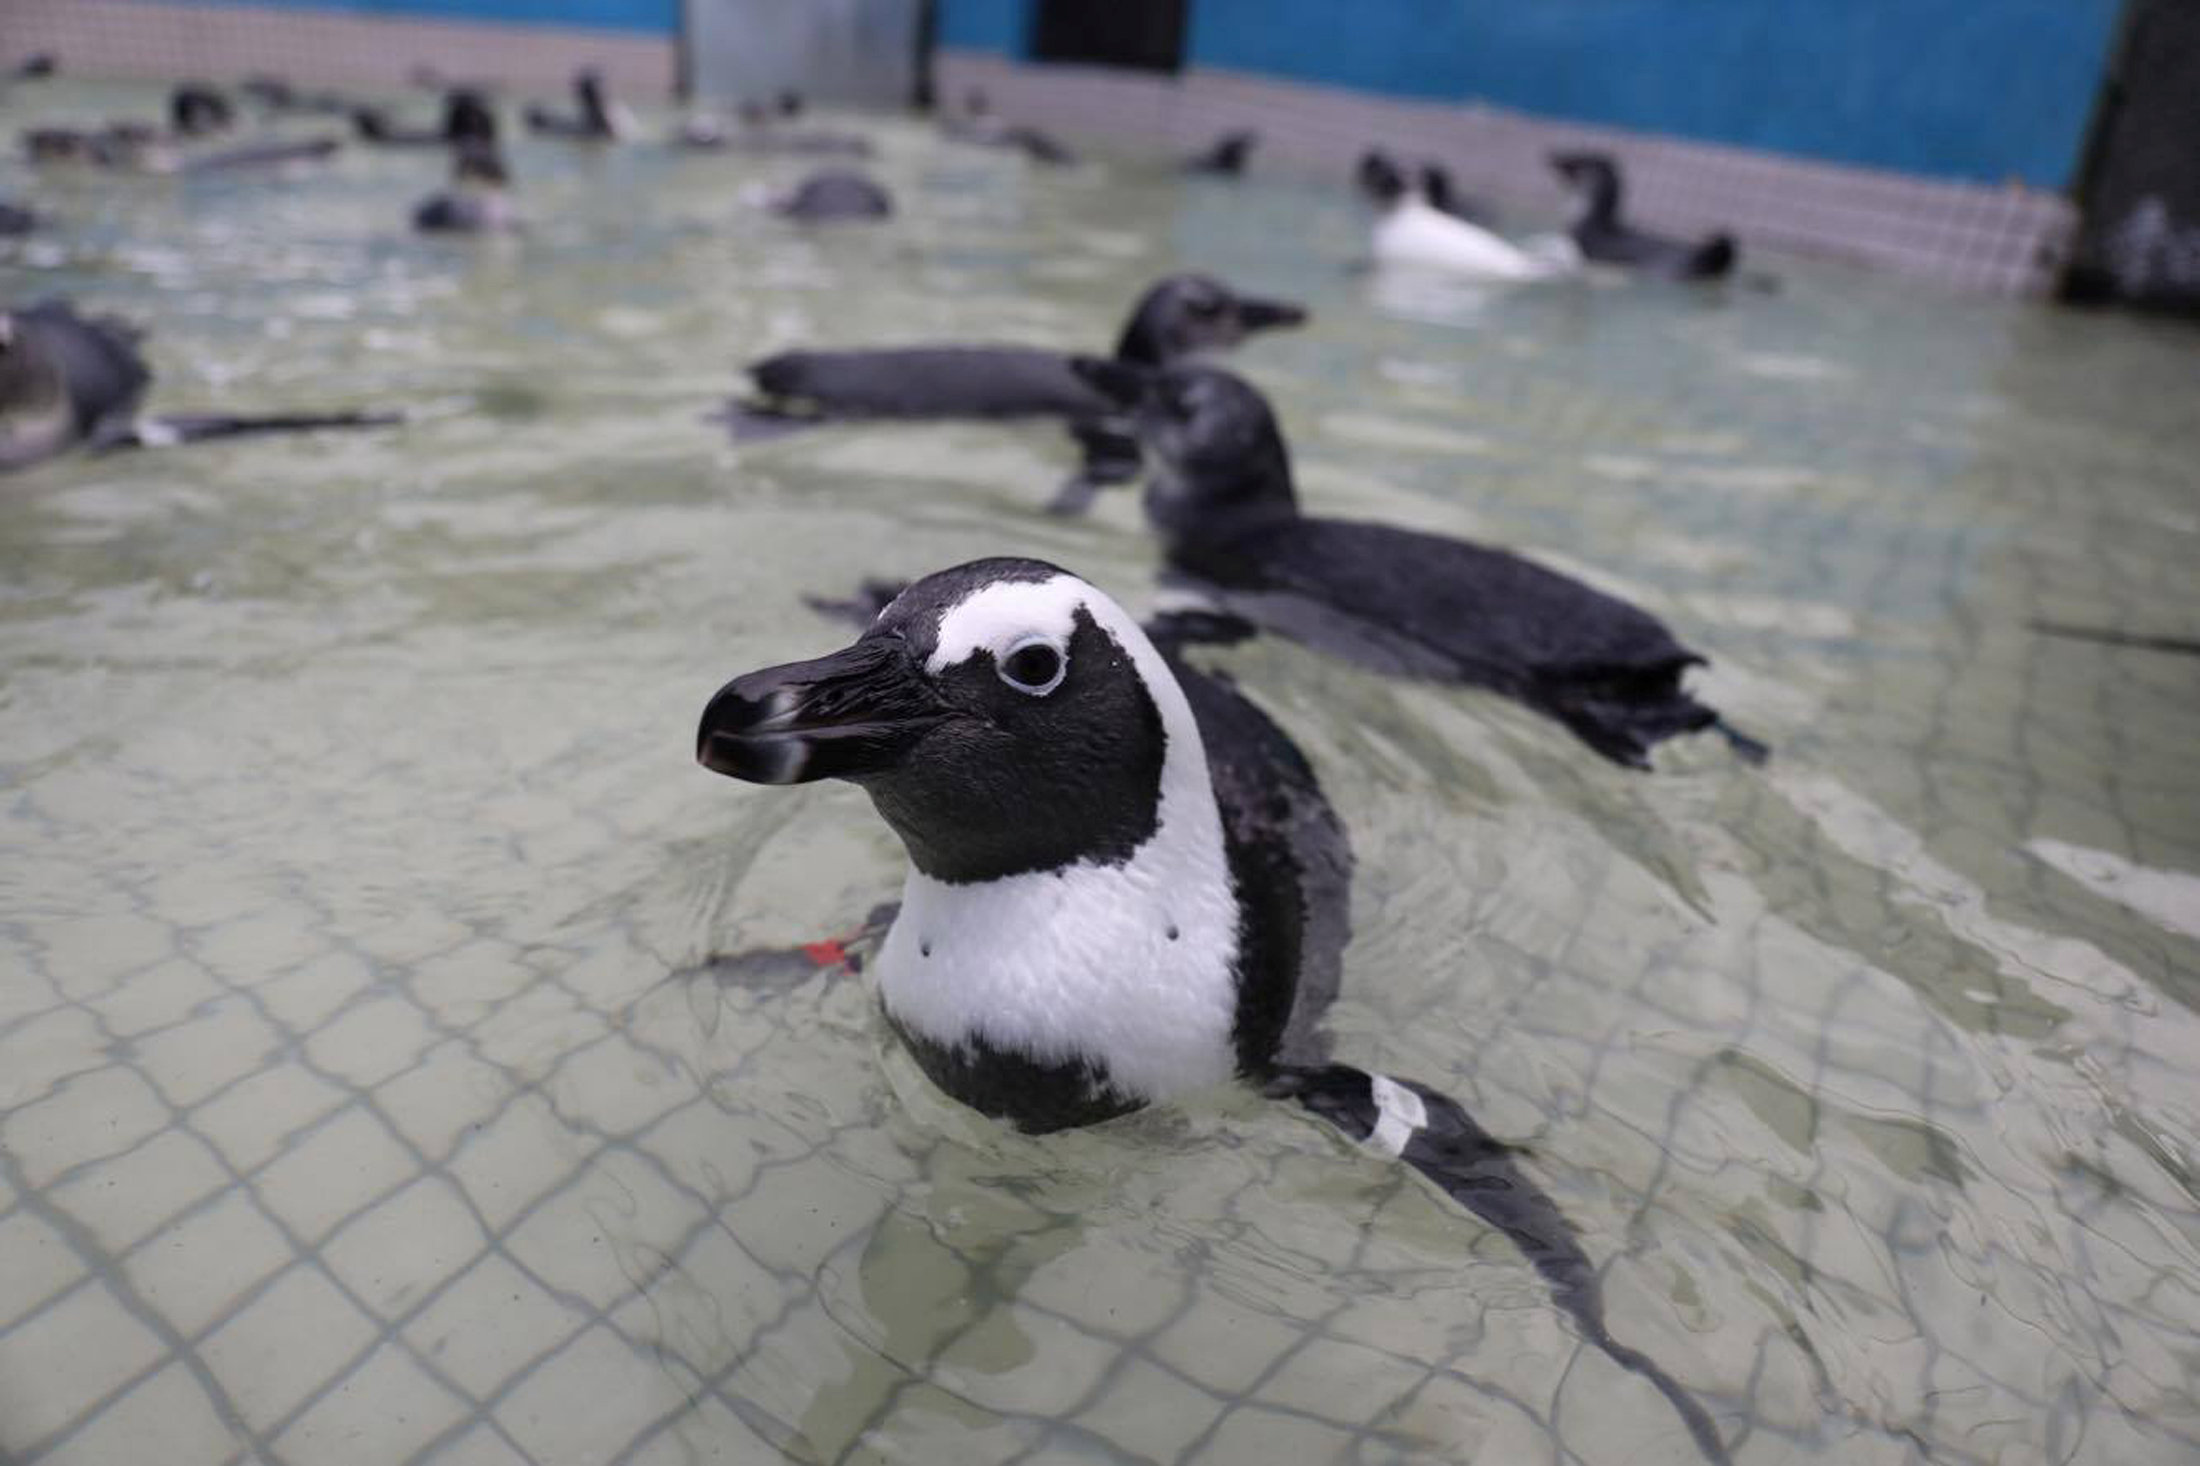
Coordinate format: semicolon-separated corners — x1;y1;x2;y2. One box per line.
1078;361;1766;768
1551;151;1738;281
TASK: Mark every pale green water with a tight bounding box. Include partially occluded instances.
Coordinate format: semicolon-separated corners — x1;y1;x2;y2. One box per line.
2;81;2198;1466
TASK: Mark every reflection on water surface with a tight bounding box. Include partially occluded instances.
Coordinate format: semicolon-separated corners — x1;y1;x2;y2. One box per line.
2;79;2197;1466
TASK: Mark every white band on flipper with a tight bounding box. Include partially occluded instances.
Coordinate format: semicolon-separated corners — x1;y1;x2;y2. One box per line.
1366;1074;1428;1158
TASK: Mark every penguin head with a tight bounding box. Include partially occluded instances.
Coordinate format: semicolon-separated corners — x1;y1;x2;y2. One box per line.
1072;361;1298;535
1550;151;1622;216
1204;130;1257;172
170;84;234;138
1356;150;1409;206
443;89;498;145
698;559;1200;884
1113;274;1307;368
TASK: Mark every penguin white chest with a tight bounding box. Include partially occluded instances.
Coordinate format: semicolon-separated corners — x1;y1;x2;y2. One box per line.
876;836;1242;1105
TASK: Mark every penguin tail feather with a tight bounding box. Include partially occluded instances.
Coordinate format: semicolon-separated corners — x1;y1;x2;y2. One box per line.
1267;1062;1731;1466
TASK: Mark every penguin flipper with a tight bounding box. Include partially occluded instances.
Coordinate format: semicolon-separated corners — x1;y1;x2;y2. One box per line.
96;409;402;453
1267;1063;1731;1466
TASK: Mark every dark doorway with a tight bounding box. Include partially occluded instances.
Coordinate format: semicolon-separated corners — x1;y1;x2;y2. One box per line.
2062;0;2200;316
1030;0;1188;74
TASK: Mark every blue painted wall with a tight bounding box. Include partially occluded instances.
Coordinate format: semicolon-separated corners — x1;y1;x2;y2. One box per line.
943;0;2125;189
157;0;676;34
938;0;1026;53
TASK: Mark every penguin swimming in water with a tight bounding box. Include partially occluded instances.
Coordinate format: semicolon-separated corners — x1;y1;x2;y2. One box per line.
1359;151;1575;281
26;85;338;176
412;139;520;234
0;301;400;473
1550;152;1737;281
694;557;1730;1462
1077;361;1767;770
721;273;1306;515
525;68;630;141
356;88;497;148
762;168;893;223
941;89;1076;166
1184;129;1257;176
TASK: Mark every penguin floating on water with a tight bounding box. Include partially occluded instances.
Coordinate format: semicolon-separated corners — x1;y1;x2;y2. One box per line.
412;139;520;234
525;68;630;141
1550;152;1737;282
1359;150;1575;281
761;168;893;223
694;557;1731;1463
1184;129;1257;176
356;88;497;149
0;301;399;473
721;273;1306;515
1075;360;1767;769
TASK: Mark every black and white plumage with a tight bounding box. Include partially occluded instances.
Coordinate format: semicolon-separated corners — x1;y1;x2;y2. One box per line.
1358;149;1575;280
721;274;1306;514
412;141;521;234
1077;361;1766;769
694;558;1728;1461
1551;152;1737;281
0;300;399;473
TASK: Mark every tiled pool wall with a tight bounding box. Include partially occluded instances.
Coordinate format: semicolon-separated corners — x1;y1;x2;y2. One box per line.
10;0;2119;298
932;51;2079;298
2;1;678;98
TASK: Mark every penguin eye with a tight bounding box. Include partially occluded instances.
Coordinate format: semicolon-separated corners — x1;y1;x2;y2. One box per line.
996;635;1067;696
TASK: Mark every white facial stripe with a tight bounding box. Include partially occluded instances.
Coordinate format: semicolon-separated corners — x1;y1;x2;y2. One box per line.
1366;1074;1428;1158
880;570;1238;1105
926;575;1087;674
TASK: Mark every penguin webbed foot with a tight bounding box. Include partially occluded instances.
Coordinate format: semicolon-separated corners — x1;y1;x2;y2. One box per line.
677;903;897;993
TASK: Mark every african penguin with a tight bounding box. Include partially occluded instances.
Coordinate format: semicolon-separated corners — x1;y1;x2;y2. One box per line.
1358;149;1576;281
721;274;1306;515
693;558;1729;1461
1551;152;1738;281
412;140;521;234
0;301;399;473
525;68;631;141
1075;360;1768;769
764;169;893;223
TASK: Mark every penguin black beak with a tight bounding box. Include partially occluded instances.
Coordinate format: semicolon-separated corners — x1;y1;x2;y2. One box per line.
697;637;946;785
1231;296;1308;334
